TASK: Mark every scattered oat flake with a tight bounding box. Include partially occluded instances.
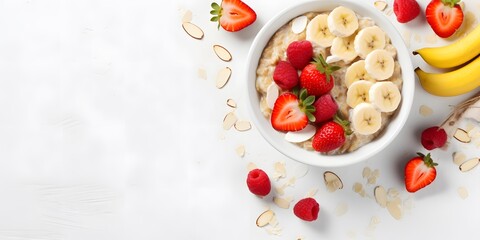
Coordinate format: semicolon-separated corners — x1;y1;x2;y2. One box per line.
335;202;348;216
305;187;318;198
223;111;237;130
459;158;480;172
216;67;232;89
324;171;343;192
371;169;380;178
367;176;377;185
273;196;292;209
387;198;402;220
453;152;467;166
256;210;274;227
275;185;286;196
213;44;232;62
235;145;245;157
291;16;308;34
226;98;237;108
362;167;372;179
234;120;251;131
353;182;363;193
197;68;207;80
457;187;469;199
419;105;433;117
247;162;257;171
374;1;388;11
182;22;204;40
181;10;192;23
374;186;387;208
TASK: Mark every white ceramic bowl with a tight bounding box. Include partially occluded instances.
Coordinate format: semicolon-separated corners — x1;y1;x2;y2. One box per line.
246;0;414;167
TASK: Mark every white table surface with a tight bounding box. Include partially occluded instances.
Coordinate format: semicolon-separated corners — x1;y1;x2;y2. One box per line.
0;0;479;239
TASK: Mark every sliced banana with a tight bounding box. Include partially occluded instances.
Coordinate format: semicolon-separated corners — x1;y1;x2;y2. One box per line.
365;49;394;80
306;14;335;48
327;6;359;37
347;80;374;108
345;60;375;87
330;35;358;63
354;26;386;58
351;102;382;135
369;82;401;112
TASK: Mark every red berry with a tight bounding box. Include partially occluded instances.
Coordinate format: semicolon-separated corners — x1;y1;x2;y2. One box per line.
426;0;464;38
273;61;299;90
210;0;257;32
300;55;339;96
293;198;320;221
287;40;313;70
312;121;346;152
393;0;421;23
405;153;438;193
421;126;447;150
312;94;338;124
246;169;271;196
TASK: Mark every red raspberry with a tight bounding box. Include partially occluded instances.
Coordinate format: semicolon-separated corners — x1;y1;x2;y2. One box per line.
421;126;447;150
293;197;320;221
246;169;271;196
273;61;299;90
312;94;338;124
393;0;420;23
287;40;313;70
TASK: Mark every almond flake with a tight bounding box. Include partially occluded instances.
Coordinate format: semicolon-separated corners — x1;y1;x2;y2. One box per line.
216;67;232;89
181;10;192;23
387;188;400;198
273;196;292;209
468;126;480;138
367;176;377;185
275;185;286;196
226;98;237;108
454;128;471;143
453;152;467;166
353;182;364;197
335;202;348;216
213;44;232;62
419;105;433;117
235;145;245;157
371;169;380;178
273;162;286;180
256;210;274;227
291;15;308;34
197;68;207;80
247;162;257;171
182;22;204;40
374;186;387;208
234;120;251;131
305;188;318;198
324;171;343;192
287;177;297;186
362;167;372;179
223;112;237;130
266;83;279;109
386;198;402;220
459;157;480;172
374;1;387;11
457;187;469;199
285;124;316;143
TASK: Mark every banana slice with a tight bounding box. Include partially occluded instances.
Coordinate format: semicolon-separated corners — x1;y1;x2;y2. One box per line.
347;80;374;108
327;6;359;37
345;60;375;87
306;14;335;48
330;35;358;63
354;26;386;58
365;49;394;80
369;81;401;112
351;102;382;135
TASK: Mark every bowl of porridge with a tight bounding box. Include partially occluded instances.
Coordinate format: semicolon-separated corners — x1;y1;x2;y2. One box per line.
245;0;414;167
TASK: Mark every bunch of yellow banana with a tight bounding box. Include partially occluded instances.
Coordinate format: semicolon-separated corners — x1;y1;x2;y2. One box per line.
413;25;480;97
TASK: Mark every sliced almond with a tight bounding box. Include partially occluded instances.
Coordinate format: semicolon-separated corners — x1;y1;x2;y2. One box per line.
353;182;364;197
291;15;308;34
235;145;245;157
459;157;480;172
453;152;467;166
216;67;232;89
305;188;318;198
234;120;251;131
374;1;388;11
371;169;380;178
275;185;286;196
247;162;257;171
374;186;387;208
367;176;377;185
468;126;480;138
273;196;292;209
285;125;316;143
181;10;192;23
223;112;237;130
266;83;279;109
274;162;286;179
182;22;204;40
457;187;469;199
362;167;372;179
387;188;399;198
256;210;274;227
386;198;402;220
454;128;471;143
324;171;343;192
213;44;232;62
226;98;237;108
419;105;433;117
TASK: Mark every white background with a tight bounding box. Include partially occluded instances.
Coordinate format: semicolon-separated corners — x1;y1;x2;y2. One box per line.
0;0;479;239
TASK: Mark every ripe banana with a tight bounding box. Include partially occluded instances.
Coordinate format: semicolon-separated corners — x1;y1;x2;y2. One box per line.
327;6;358;37
413;25;480;69
415;55;480;97
351;102;382;135
306;14;335;48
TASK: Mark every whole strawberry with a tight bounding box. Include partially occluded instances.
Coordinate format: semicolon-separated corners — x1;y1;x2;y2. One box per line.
405;153;438;193
273;61;299;90
312;93;338;124
393;0;421;23
312;115;351;152
300;55;340;96
246;169;271;196
421;126;447;150
287;40;313;70
293;197;320;221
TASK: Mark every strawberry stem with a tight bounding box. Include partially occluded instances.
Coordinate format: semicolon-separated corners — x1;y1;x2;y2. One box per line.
417;152;438;167
298;88;316;122
312;55;340;83
210;2;222;29
334;113;352;135
441;0;461;7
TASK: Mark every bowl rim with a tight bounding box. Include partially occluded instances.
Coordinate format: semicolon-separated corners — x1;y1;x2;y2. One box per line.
245;0;415;167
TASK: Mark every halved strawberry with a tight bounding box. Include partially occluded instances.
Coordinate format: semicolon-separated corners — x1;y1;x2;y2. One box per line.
210;0;257;32
426;0;464;38
271;89;315;132
404;153;438;193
